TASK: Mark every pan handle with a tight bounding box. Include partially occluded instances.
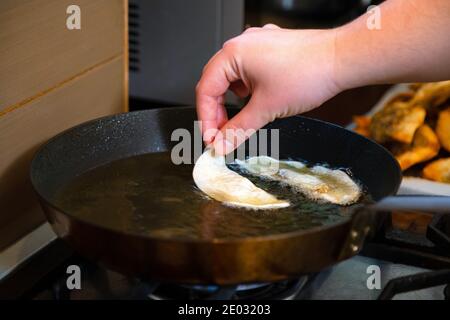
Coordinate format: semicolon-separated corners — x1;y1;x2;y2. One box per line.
337;206;376;261
338;195;450;261
372;195;450;213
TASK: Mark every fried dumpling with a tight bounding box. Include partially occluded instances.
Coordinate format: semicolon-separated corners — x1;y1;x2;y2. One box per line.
436;108;450;152
392;124;440;171
369;101;426;144
423;158;450;183
235;156;361;205
353;115;371;138
192;149;290;209
410;80;450;109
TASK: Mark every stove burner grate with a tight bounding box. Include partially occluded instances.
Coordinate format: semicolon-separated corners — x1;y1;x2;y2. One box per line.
378;269;450;300
141;278;310;300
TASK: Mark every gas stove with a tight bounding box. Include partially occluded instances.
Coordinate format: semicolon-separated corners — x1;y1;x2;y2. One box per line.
1;211;449;300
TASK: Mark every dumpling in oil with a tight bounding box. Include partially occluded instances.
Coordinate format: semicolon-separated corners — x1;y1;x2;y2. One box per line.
235;156;361;205
192;149;290;210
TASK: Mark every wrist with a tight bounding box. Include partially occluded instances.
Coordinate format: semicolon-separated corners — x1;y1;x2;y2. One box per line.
294;28;345;97
319;28;347;97
331;8;386;92
332;24;361;92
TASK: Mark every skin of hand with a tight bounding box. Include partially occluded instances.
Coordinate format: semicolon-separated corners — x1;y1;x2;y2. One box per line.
196;25;339;155
196;0;450;156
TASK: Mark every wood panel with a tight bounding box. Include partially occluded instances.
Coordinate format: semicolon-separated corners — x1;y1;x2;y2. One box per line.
0;56;125;250
0;0;125;112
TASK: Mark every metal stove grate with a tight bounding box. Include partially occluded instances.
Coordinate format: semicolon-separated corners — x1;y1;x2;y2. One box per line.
143;278;311;300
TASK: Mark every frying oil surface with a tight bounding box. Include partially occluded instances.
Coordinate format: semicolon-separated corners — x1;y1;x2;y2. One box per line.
53;152;367;240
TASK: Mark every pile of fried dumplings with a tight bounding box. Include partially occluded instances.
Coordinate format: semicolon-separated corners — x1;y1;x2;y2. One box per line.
354;80;450;183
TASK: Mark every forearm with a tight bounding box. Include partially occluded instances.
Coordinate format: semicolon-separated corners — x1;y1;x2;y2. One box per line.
334;0;450;91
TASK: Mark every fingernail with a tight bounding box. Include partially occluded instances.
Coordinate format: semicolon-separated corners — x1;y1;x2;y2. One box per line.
213;138;234;156
203;128;218;144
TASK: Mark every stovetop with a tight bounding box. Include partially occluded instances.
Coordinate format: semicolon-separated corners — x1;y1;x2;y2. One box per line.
1;211;449;300
27;255;450;300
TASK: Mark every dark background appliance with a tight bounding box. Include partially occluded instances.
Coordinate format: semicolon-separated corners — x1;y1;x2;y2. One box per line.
127;0;384;114
128;0;244;108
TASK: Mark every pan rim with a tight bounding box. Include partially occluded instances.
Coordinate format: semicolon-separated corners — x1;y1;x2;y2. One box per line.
30;107;401;245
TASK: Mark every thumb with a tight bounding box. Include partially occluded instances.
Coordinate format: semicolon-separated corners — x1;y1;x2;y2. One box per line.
213;97;271;155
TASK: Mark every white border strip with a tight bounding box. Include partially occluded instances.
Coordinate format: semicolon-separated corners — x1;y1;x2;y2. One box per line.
0;223;56;280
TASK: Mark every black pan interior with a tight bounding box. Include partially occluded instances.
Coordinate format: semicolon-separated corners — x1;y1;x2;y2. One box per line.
30;107;401;237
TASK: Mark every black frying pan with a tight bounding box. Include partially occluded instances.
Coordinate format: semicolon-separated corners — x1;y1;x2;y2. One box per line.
30;107;448;285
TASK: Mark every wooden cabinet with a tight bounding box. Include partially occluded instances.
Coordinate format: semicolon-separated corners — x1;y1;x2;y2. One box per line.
0;0;128;250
